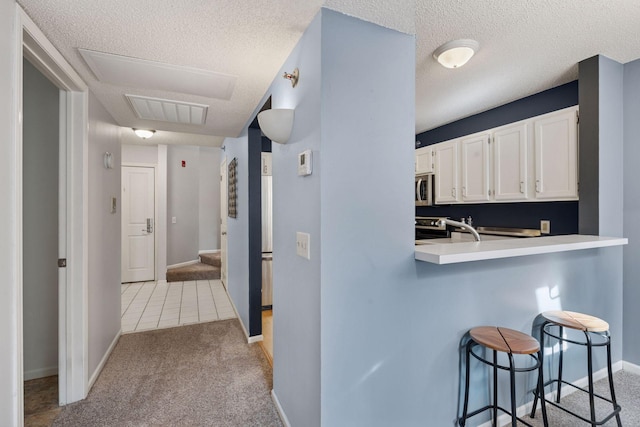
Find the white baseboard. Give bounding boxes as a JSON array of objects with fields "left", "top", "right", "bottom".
[
  {"left": 249, "top": 334, "right": 264, "bottom": 344},
  {"left": 623, "top": 360, "right": 640, "bottom": 375},
  {"left": 199, "top": 249, "right": 220, "bottom": 255},
  {"left": 88, "top": 330, "right": 121, "bottom": 392},
  {"left": 24, "top": 366, "right": 58, "bottom": 381},
  {"left": 477, "top": 361, "right": 624, "bottom": 427},
  {"left": 272, "top": 389, "right": 292, "bottom": 427},
  {"left": 225, "top": 286, "right": 262, "bottom": 344},
  {"left": 167, "top": 259, "right": 199, "bottom": 269}
]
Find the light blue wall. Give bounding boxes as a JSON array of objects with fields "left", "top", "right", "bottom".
[
  {"left": 222, "top": 134, "right": 251, "bottom": 334},
  {"left": 229, "top": 9, "right": 626, "bottom": 426},
  {"left": 318, "top": 10, "right": 418, "bottom": 426},
  {"left": 623, "top": 58, "right": 640, "bottom": 364},
  {"left": 270, "top": 13, "right": 323, "bottom": 427}
]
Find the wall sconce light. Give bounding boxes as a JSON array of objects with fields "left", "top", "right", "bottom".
[
  {"left": 103, "top": 152, "right": 114, "bottom": 169},
  {"left": 257, "top": 109, "right": 295, "bottom": 144},
  {"left": 433, "top": 39, "right": 479, "bottom": 69},
  {"left": 282, "top": 68, "right": 299, "bottom": 87},
  {"left": 133, "top": 128, "right": 156, "bottom": 139}
]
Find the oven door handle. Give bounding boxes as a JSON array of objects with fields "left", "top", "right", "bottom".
[{"left": 416, "top": 178, "right": 423, "bottom": 202}]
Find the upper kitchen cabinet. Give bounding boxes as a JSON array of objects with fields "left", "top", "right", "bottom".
[
  {"left": 261, "top": 152, "right": 272, "bottom": 176},
  {"left": 534, "top": 108, "right": 578, "bottom": 200},
  {"left": 493, "top": 123, "right": 528, "bottom": 201},
  {"left": 460, "top": 133, "right": 491, "bottom": 202},
  {"left": 434, "top": 140, "right": 459, "bottom": 203},
  {"left": 415, "top": 146, "right": 434, "bottom": 175}
]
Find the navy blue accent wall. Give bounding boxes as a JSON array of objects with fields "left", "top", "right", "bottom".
[
  {"left": 262, "top": 136, "right": 272, "bottom": 153},
  {"left": 416, "top": 80, "right": 579, "bottom": 147},
  {"left": 416, "top": 202, "right": 578, "bottom": 235},
  {"left": 415, "top": 81, "right": 579, "bottom": 234},
  {"left": 248, "top": 127, "right": 263, "bottom": 336}
]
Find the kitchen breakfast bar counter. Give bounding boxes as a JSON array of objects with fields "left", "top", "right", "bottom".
[{"left": 415, "top": 234, "right": 628, "bottom": 264}]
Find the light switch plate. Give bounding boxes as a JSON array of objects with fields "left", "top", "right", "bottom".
[
  {"left": 296, "top": 232, "right": 310, "bottom": 259},
  {"left": 110, "top": 196, "right": 117, "bottom": 214},
  {"left": 172, "top": 217, "right": 177, "bottom": 224}
]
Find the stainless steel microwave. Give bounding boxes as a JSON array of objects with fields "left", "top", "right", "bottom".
[{"left": 415, "top": 174, "right": 433, "bottom": 206}]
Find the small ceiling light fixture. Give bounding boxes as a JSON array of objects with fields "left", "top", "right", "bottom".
[
  {"left": 282, "top": 68, "right": 299, "bottom": 87},
  {"left": 133, "top": 129, "right": 156, "bottom": 139},
  {"left": 433, "top": 39, "right": 479, "bottom": 69}
]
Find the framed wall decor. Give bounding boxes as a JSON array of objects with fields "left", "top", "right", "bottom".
[{"left": 228, "top": 158, "right": 238, "bottom": 218}]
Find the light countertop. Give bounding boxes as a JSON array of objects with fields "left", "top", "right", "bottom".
[{"left": 415, "top": 234, "right": 628, "bottom": 265}]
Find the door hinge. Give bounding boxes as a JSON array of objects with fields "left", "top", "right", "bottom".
[{"left": 58, "top": 258, "right": 67, "bottom": 268}]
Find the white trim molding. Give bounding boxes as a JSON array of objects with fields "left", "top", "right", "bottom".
[
  {"left": 623, "top": 360, "right": 640, "bottom": 375},
  {"left": 166, "top": 259, "right": 199, "bottom": 269},
  {"left": 199, "top": 249, "right": 221, "bottom": 255},
  {"left": 271, "top": 390, "right": 292, "bottom": 427},
  {"left": 16, "top": 5, "right": 90, "bottom": 411}
]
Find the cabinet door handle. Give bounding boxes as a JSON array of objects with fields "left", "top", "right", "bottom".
[
  {"left": 535, "top": 179, "right": 541, "bottom": 193},
  {"left": 520, "top": 181, "right": 524, "bottom": 193},
  {"left": 416, "top": 179, "right": 422, "bottom": 201},
  {"left": 462, "top": 186, "right": 466, "bottom": 197},
  {"left": 451, "top": 188, "right": 456, "bottom": 198}
]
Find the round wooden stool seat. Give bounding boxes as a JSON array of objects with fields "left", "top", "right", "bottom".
[
  {"left": 541, "top": 310, "right": 609, "bottom": 333},
  {"left": 470, "top": 326, "right": 540, "bottom": 355}
]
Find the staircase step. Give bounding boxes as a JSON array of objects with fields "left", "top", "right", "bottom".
[
  {"left": 199, "top": 252, "right": 222, "bottom": 267},
  {"left": 166, "top": 262, "right": 220, "bottom": 282}
]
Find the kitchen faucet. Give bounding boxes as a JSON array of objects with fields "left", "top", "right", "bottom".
[{"left": 437, "top": 218, "right": 481, "bottom": 242}]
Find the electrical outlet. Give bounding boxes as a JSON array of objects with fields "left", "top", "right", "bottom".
[{"left": 540, "top": 220, "right": 550, "bottom": 234}]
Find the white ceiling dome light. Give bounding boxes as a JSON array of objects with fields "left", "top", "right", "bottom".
[
  {"left": 433, "top": 39, "right": 479, "bottom": 69},
  {"left": 133, "top": 129, "right": 156, "bottom": 139}
]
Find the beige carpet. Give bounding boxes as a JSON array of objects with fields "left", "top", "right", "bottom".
[{"left": 53, "top": 320, "right": 282, "bottom": 427}]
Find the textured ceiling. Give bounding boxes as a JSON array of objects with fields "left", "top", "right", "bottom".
[{"left": 17, "top": 0, "right": 640, "bottom": 146}]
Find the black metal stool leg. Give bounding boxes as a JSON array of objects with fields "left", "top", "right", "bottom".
[
  {"left": 585, "top": 332, "right": 597, "bottom": 426},
  {"left": 460, "top": 341, "right": 473, "bottom": 426},
  {"left": 605, "top": 333, "right": 623, "bottom": 427},
  {"left": 508, "top": 353, "right": 517, "bottom": 427},
  {"left": 530, "top": 321, "right": 548, "bottom": 417},
  {"left": 537, "top": 350, "right": 549, "bottom": 427},
  {"left": 492, "top": 349, "right": 498, "bottom": 427},
  {"left": 556, "top": 325, "right": 564, "bottom": 403}
]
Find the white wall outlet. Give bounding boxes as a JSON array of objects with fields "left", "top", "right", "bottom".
[
  {"left": 540, "top": 220, "right": 550, "bottom": 234},
  {"left": 296, "top": 232, "right": 310, "bottom": 260},
  {"left": 172, "top": 216, "right": 177, "bottom": 224}
]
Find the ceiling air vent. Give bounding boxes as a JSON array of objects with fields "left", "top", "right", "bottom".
[{"left": 126, "top": 94, "right": 208, "bottom": 125}]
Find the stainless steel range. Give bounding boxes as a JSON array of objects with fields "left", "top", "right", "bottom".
[{"left": 415, "top": 216, "right": 450, "bottom": 240}]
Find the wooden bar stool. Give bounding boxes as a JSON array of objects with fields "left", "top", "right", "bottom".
[
  {"left": 459, "top": 326, "right": 548, "bottom": 427},
  {"left": 530, "top": 310, "right": 622, "bottom": 426}
]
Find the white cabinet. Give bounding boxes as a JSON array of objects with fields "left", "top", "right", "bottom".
[
  {"left": 460, "top": 133, "right": 491, "bottom": 202},
  {"left": 261, "top": 152, "right": 272, "bottom": 176},
  {"left": 428, "top": 106, "right": 578, "bottom": 205},
  {"left": 493, "top": 123, "right": 528, "bottom": 201},
  {"left": 415, "top": 146, "right": 433, "bottom": 175},
  {"left": 534, "top": 109, "right": 578, "bottom": 199},
  {"left": 434, "top": 140, "right": 459, "bottom": 203}
]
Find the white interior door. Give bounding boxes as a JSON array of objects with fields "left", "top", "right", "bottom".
[
  {"left": 220, "top": 159, "right": 228, "bottom": 287},
  {"left": 121, "top": 166, "right": 155, "bottom": 283}
]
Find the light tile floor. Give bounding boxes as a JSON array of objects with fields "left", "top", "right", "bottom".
[{"left": 121, "top": 280, "right": 236, "bottom": 334}]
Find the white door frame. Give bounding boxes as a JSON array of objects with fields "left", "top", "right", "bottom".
[
  {"left": 15, "top": 5, "right": 89, "bottom": 419},
  {"left": 121, "top": 162, "right": 157, "bottom": 283}
]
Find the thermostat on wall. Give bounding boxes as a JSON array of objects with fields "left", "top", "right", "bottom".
[{"left": 298, "top": 149, "right": 312, "bottom": 176}]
